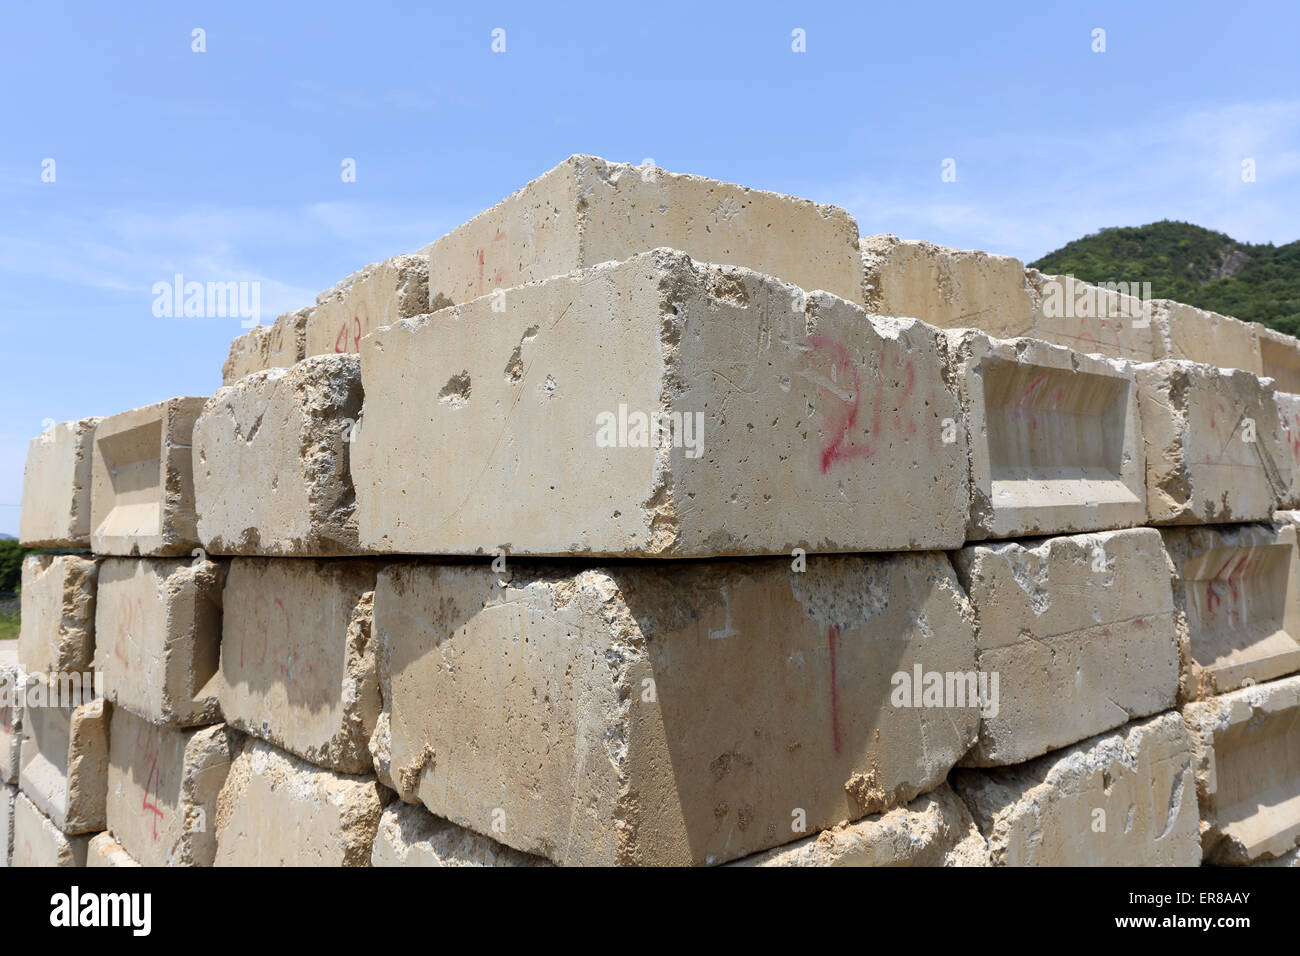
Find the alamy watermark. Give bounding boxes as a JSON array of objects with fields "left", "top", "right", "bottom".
[
  {"left": 1, "top": 668, "right": 103, "bottom": 710},
  {"left": 595, "top": 404, "right": 705, "bottom": 459},
  {"left": 151, "top": 274, "right": 261, "bottom": 327},
  {"left": 890, "top": 663, "right": 999, "bottom": 718},
  {"left": 1039, "top": 274, "right": 1152, "bottom": 327}
]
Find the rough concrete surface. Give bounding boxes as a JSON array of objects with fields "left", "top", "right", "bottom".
[
  {"left": 1025, "top": 271, "right": 1158, "bottom": 362},
  {"left": 306, "top": 254, "right": 428, "bottom": 358},
  {"left": 10, "top": 791, "right": 89, "bottom": 867},
  {"left": 355, "top": 249, "right": 968, "bottom": 556},
  {"left": 1276, "top": 390, "right": 1300, "bottom": 508},
  {"left": 221, "top": 307, "right": 312, "bottom": 385},
  {"left": 18, "top": 553, "right": 99, "bottom": 676},
  {"left": 0, "top": 783, "right": 12, "bottom": 866},
  {"left": 372, "top": 801, "right": 552, "bottom": 867},
  {"left": 1258, "top": 324, "right": 1300, "bottom": 394},
  {"left": 18, "top": 697, "right": 109, "bottom": 834},
  {"left": 19, "top": 416, "right": 101, "bottom": 548},
  {"left": 371, "top": 553, "right": 979, "bottom": 866},
  {"left": 87, "top": 830, "right": 141, "bottom": 867},
  {"left": 1152, "top": 300, "right": 1262, "bottom": 375}
]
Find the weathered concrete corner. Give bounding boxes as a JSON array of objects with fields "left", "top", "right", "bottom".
[
  {"left": 10, "top": 792, "right": 89, "bottom": 867},
  {"left": 87, "top": 830, "right": 141, "bottom": 867},
  {"left": 306, "top": 254, "right": 428, "bottom": 358},
  {"left": 1152, "top": 300, "right": 1262, "bottom": 375},
  {"left": 19, "top": 417, "right": 101, "bottom": 548},
  {"left": 19, "top": 553, "right": 99, "bottom": 676},
  {"left": 18, "top": 697, "right": 109, "bottom": 834},
  {"left": 372, "top": 801, "right": 552, "bottom": 867}
]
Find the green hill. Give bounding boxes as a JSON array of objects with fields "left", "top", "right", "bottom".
[{"left": 1029, "top": 221, "right": 1300, "bottom": 337}]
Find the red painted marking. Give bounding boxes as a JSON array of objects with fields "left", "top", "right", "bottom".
[
  {"left": 827, "top": 625, "right": 842, "bottom": 757},
  {"left": 808, "top": 335, "right": 874, "bottom": 473}
]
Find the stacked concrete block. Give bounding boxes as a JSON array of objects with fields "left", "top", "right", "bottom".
[
  {"left": 11, "top": 791, "right": 89, "bottom": 867},
  {"left": 424, "top": 154, "right": 866, "bottom": 310},
  {"left": 0, "top": 647, "right": 23, "bottom": 786},
  {"left": 1162, "top": 522, "right": 1300, "bottom": 701},
  {"left": 952, "top": 712, "right": 1201, "bottom": 866},
  {"left": 353, "top": 250, "right": 968, "bottom": 556},
  {"left": 954, "top": 528, "right": 1180, "bottom": 765},
  {"left": 1182, "top": 675, "right": 1300, "bottom": 864},
  {"left": 18, "top": 553, "right": 98, "bottom": 676},
  {"left": 0, "top": 784, "right": 12, "bottom": 866},
  {"left": 946, "top": 330, "right": 1147, "bottom": 540},
  {"left": 1257, "top": 323, "right": 1300, "bottom": 394},
  {"left": 1275, "top": 390, "right": 1300, "bottom": 508},
  {"left": 306, "top": 254, "right": 428, "bottom": 357},
  {"left": 194, "top": 356, "right": 363, "bottom": 556},
  {"left": 87, "top": 830, "right": 141, "bottom": 867},
  {"left": 19, "top": 416, "right": 101, "bottom": 547},
  {"left": 1135, "top": 361, "right": 1289, "bottom": 524},
  {"left": 18, "top": 698, "right": 109, "bottom": 834},
  {"left": 372, "top": 801, "right": 552, "bottom": 867},
  {"left": 1151, "top": 300, "right": 1262, "bottom": 375},
  {"left": 371, "top": 554, "right": 980, "bottom": 866},
  {"left": 90, "top": 396, "right": 207, "bottom": 556},
  {"left": 1025, "top": 271, "right": 1158, "bottom": 362},
  {"left": 222, "top": 306, "right": 312, "bottom": 385},
  {"left": 105, "top": 706, "right": 235, "bottom": 867}
]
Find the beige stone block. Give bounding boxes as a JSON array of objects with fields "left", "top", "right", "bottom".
[
  {"left": 194, "top": 356, "right": 362, "bottom": 556},
  {"left": 953, "top": 712, "right": 1201, "bottom": 866},
  {"left": 94, "top": 557, "right": 225, "bottom": 727},
  {"left": 106, "top": 706, "right": 234, "bottom": 867},
  {"left": 1153, "top": 300, "right": 1262, "bottom": 374},
  {"left": 306, "top": 255, "right": 428, "bottom": 358},
  {"left": 11, "top": 791, "right": 89, "bottom": 867},
  {"left": 355, "top": 250, "right": 968, "bottom": 557},
  {"left": 1162, "top": 523, "right": 1300, "bottom": 701},
  {"left": 1135, "top": 361, "right": 1289, "bottom": 524},
  {"left": 0, "top": 783, "right": 12, "bottom": 866},
  {"left": 19, "top": 698, "right": 108, "bottom": 834},
  {"left": 947, "top": 330, "right": 1146, "bottom": 539},
  {"left": 1257, "top": 324, "right": 1300, "bottom": 394},
  {"left": 214, "top": 738, "right": 385, "bottom": 866},
  {"left": 18, "top": 554, "right": 98, "bottom": 676},
  {"left": 425, "top": 155, "right": 864, "bottom": 310},
  {"left": 954, "top": 528, "right": 1179, "bottom": 765},
  {"left": 372, "top": 801, "right": 552, "bottom": 867},
  {"left": 19, "top": 417, "right": 100, "bottom": 548},
  {"left": 1025, "top": 271, "right": 1158, "bottom": 362},
  {"left": 217, "top": 557, "right": 380, "bottom": 773},
  {"left": 220, "top": 307, "right": 312, "bottom": 386},
  {"left": 0, "top": 646, "right": 24, "bottom": 785},
  {"left": 1183, "top": 674, "right": 1300, "bottom": 864},
  {"left": 731, "top": 784, "right": 988, "bottom": 867},
  {"left": 371, "top": 553, "right": 979, "bottom": 866},
  {"left": 1276, "top": 390, "right": 1300, "bottom": 508},
  {"left": 87, "top": 830, "right": 140, "bottom": 867},
  {"left": 90, "top": 397, "right": 206, "bottom": 556}
]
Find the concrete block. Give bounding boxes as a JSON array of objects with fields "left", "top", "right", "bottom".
[
  {"left": 1161, "top": 523, "right": 1300, "bottom": 701},
  {"left": 1135, "top": 361, "right": 1289, "bottom": 524},
  {"left": 195, "top": 356, "right": 362, "bottom": 556},
  {"left": 220, "top": 307, "right": 311, "bottom": 386},
  {"left": 91, "top": 396, "right": 207, "bottom": 556},
  {"left": 214, "top": 738, "right": 385, "bottom": 866},
  {"left": 19, "top": 417, "right": 100, "bottom": 548},
  {"left": 19, "top": 554, "right": 99, "bottom": 676},
  {"left": 954, "top": 528, "right": 1180, "bottom": 765},
  {"left": 1251, "top": 846, "right": 1300, "bottom": 867},
  {"left": 372, "top": 801, "right": 551, "bottom": 867},
  {"left": 953, "top": 712, "right": 1201, "bottom": 866},
  {"left": 425, "top": 154, "right": 864, "bottom": 310},
  {"left": 11, "top": 792, "right": 89, "bottom": 867},
  {"left": 18, "top": 697, "right": 109, "bottom": 834},
  {"left": 218, "top": 557, "right": 381, "bottom": 773},
  {"left": 859, "top": 235, "right": 1033, "bottom": 335},
  {"left": 731, "top": 784, "right": 988, "bottom": 867},
  {"left": 371, "top": 553, "right": 979, "bottom": 866},
  {"left": 1025, "top": 271, "right": 1157, "bottom": 362},
  {"left": 355, "top": 249, "right": 968, "bottom": 557},
  {"left": 1256, "top": 324, "right": 1300, "bottom": 394},
  {"left": 306, "top": 255, "right": 428, "bottom": 358},
  {"left": 1276, "top": 390, "right": 1300, "bottom": 508},
  {"left": 94, "top": 557, "right": 225, "bottom": 727},
  {"left": 87, "top": 830, "right": 140, "bottom": 867},
  {"left": 106, "top": 706, "right": 235, "bottom": 867},
  {"left": 0, "top": 784, "right": 12, "bottom": 866},
  {"left": 947, "top": 330, "right": 1146, "bottom": 540},
  {"left": 0, "top": 646, "right": 24, "bottom": 785},
  {"left": 1152, "top": 300, "right": 1262, "bottom": 374},
  {"left": 1182, "top": 674, "right": 1300, "bottom": 864}
]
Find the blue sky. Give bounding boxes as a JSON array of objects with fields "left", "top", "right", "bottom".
[{"left": 1, "top": 0, "right": 1297, "bottom": 534}]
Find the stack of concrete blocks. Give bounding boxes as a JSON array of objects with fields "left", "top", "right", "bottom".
[{"left": 14, "top": 154, "right": 1300, "bottom": 866}]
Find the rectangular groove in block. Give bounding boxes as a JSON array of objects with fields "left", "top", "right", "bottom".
[{"left": 94, "top": 419, "right": 163, "bottom": 541}]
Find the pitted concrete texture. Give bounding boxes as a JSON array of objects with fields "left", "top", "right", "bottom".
[
  {"left": 94, "top": 558, "right": 225, "bottom": 727},
  {"left": 214, "top": 738, "right": 385, "bottom": 866},
  {"left": 1276, "top": 390, "right": 1300, "bottom": 508},
  {"left": 195, "top": 356, "right": 363, "bottom": 556},
  {"left": 371, "top": 553, "right": 979, "bottom": 866},
  {"left": 1161, "top": 523, "right": 1300, "bottom": 701},
  {"left": 1135, "top": 361, "right": 1289, "bottom": 524},
  {"left": 19, "top": 698, "right": 109, "bottom": 834},
  {"left": 424, "top": 154, "right": 864, "bottom": 310},
  {"left": 218, "top": 557, "right": 381, "bottom": 773},
  {"left": 354, "top": 250, "right": 968, "bottom": 556},
  {"left": 372, "top": 801, "right": 552, "bottom": 867},
  {"left": 11, "top": 791, "right": 89, "bottom": 867},
  {"left": 860, "top": 235, "right": 1033, "bottom": 336},
  {"left": 19, "top": 553, "right": 99, "bottom": 676},
  {"left": 87, "top": 830, "right": 141, "bottom": 867},
  {"left": 946, "top": 330, "right": 1146, "bottom": 540},
  {"left": 1152, "top": 300, "right": 1262, "bottom": 374},
  {"left": 954, "top": 528, "right": 1180, "bottom": 766},
  {"left": 0, "top": 784, "right": 12, "bottom": 866},
  {"left": 106, "top": 707, "right": 235, "bottom": 867},
  {"left": 731, "top": 784, "right": 989, "bottom": 867},
  {"left": 306, "top": 254, "right": 428, "bottom": 358},
  {"left": 19, "top": 416, "right": 100, "bottom": 548},
  {"left": 1182, "top": 674, "right": 1300, "bottom": 864},
  {"left": 1025, "top": 271, "right": 1158, "bottom": 362},
  {"left": 953, "top": 712, "right": 1201, "bottom": 866},
  {"left": 0, "top": 648, "right": 21, "bottom": 786},
  {"left": 1257, "top": 324, "right": 1300, "bottom": 394},
  {"left": 1251, "top": 846, "right": 1300, "bottom": 867},
  {"left": 90, "top": 396, "right": 207, "bottom": 556},
  {"left": 221, "top": 307, "right": 312, "bottom": 385}
]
